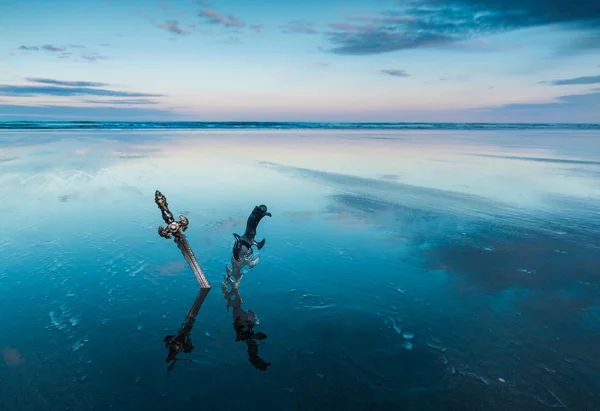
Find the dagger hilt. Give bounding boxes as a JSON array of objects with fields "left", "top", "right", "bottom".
[{"left": 155, "top": 190, "right": 189, "bottom": 239}]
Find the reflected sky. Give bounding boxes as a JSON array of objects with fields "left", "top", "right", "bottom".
[{"left": 0, "top": 128, "right": 599, "bottom": 410}]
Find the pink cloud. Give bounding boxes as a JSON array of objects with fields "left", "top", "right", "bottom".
[
  {"left": 353, "top": 15, "right": 415, "bottom": 23},
  {"left": 328, "top": 22, "right": 374, "bottom": 31},
  {"left": 199, "top": 8, "right": 245, "bottom": 27},
  {"left": 200, "top": 8, "right": 219, "bottom": 18},
  {"left": 160, "top": 20, "right": 189, "bottom": 35}
]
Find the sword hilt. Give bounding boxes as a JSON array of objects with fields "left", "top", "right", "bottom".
[{"left": 155, "top": 190, "right": 189, "bottom": 239}]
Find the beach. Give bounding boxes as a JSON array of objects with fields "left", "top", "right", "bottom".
[{"left": 1, "top": 125, "right": 599, "bottom": 410}]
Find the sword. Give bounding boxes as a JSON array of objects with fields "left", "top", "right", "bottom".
[{"left": 154, "top": 190, "right": 211, "bottom": 289}]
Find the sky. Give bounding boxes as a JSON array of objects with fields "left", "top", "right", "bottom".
[{"left": 0, "top": 0, "right": 599, "bottom": 122}]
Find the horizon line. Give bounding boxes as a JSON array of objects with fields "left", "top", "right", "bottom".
[{"left": 1, "top": 120, "right": 600, "bottom": 125}]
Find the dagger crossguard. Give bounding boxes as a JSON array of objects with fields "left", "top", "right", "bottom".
[{"left": 155, "top": 190, "right": 189, "bottom": 239}]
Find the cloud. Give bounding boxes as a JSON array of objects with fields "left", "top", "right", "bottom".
[
  {"left": 144, "top": 10, "right": 190, "bottom": 36},
  {"left": 157, "top": 3, "right": 170, "bottom": 10},
  {"left": 160, "top": 20, "right": 189, "bottom": 35},
  {"left": 81, "top": 99, "right": 159, "bottom": 105},
  {"left": 326, "top": 30, "right": 452, "bottom": 55},
  {"left": 558, "top": 33, "right": 600, "bottom": 55},
  {"left": 250, "top": 23, "right": 264, "bottom": 33},
  {"left": 499, "top": 91, "right": 600, "bottom": 110},
  {"left": 80, "top": 53, "right": 108, "bottom": 62},
  {"left": 199, "top": 8, "right": 245, "bottom": 28},
  {"left": 17, "top": 44, "right": 107, "bottom": 62},
  {"left": 217, "top": 35, "right": 242, "bottom": 45},
  {"left": 547, "top": 75, "right": 600, "bottom": 85},
  {"left": 328, "top": 22, "right": 375, "bottom": 31},
  {"left": 0, "top": 85, "right": 163, "bottom": 98},
  {"left": 324, "top": 0, "right": 600, "bottom": 55},
  {"left": 0, "top": 104, "right": 174, "bottom": 120},
  {"left": 350, "top": 15, "right": 416, "bottom": 24},
  {"left": 279, "top": 20, "right": 317, "bottom": 34},
  {"left": 41, "top": 44, "right": 65, "bottom": 52},
  {"left": 25, "top": 78, "right": 109, "bottom": 87},
  {"left": 381, "top": 69, "right": 410, "bottom": 77},
  {"left": 481, "top": 91, "right": 600, "bottom": 122}
]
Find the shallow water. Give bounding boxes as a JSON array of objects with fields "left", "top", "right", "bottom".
[{"left": 1, "top": 128, "right": 599, "bottom": 410}]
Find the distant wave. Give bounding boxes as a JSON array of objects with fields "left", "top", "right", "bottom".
[
  {"left": 1, "top": 121, "right": 599, "bottom": 130},
  {"left": 470, "top": 154, "right": 600, "bottom": 165}
]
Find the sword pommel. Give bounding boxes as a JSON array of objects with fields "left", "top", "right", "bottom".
[{"left": 155, "top": 190, "right": 189, "bottom": 240}]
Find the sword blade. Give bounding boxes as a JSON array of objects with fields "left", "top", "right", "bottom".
[{"left": 174, "top": 233, "right": 211, "bottom": 289}]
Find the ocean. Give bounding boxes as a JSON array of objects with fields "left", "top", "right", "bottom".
[{"left": 1, "top": 123, "right": 599, "bottom": 410}]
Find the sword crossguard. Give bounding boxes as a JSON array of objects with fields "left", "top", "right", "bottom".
[{"left": 155, "top": 190, "right": 189, "bottom": 239}]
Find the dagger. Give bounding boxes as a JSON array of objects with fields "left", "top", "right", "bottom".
[{"left": 232, "top": 205, "right": 271, "bottom": 262}]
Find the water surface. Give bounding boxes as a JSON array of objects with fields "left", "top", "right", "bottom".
[{"left": 1, "top": 127, "right": 599, "bottom": 410}]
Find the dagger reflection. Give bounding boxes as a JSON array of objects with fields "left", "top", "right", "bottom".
[
  {"left": 163, "top": 287, "right": 211, "bottom": 372},
  {"left": 222, "top": 274, "right": 271, "bottom": 371},
  {"left": 222, "top": 205, "right": 272, "bottom": 371}
]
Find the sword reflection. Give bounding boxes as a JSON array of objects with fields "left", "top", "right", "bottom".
[{"left": 163, "top": 287, "right": 211, "bottom": 372}]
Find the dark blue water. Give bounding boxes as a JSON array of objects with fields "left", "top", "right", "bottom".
[{"left": 0, "top": 127, "right": 599, "bottom": 410}]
